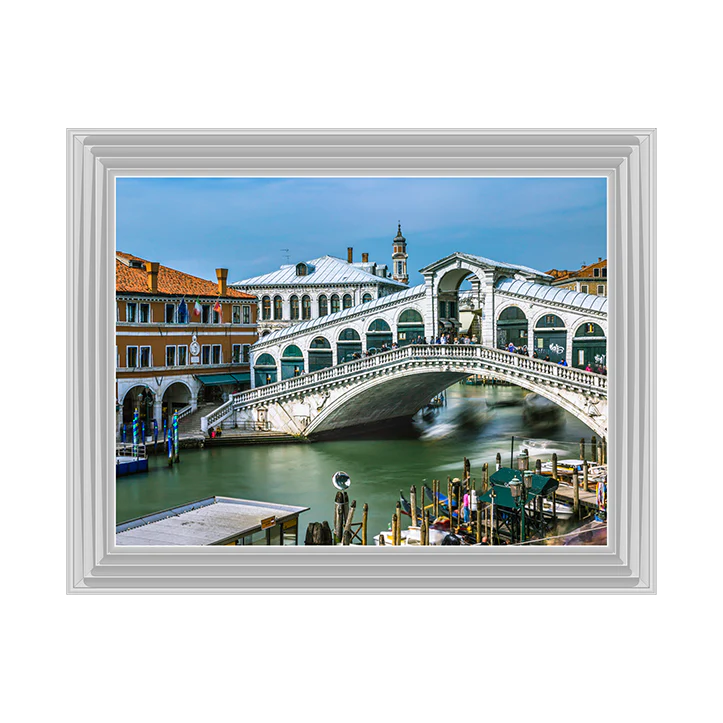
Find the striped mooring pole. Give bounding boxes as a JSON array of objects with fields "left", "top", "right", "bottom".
[
  {"left": 132, "top": 409, "right": 139, "bottom": 457},
  {"left": 153, "top": 419, "right": 158, "bottom": 453},
  {"left": 173, "top": 412, "right": 180, "bottom": 463}
]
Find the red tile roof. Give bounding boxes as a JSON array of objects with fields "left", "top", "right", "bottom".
[
  {"left": 546, "top": 259, "right": 607, "bottom": 283},
  {"left": 116, "top": 252, "right": 255, "bottom": 299}
]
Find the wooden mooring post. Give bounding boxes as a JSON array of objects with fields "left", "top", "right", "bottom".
[
  {"left": 463, "top": 456, "right": 471, "bottom": 481},
  {"left": 572, "top": 470, "right": 580, "bottom": 519},
  {"left": 342, "top": 500, "right": 357, "bottom": 545},
  {"left": 583, "top": 460, "right": 589, "bottom": 492},
  {"left": 482, "top": 462, "right": 489, "bottom": 492},
  {"left": 580, "top": 437, "right": 586, "bottom": 460},
  {"left": 552, "top": 453, "right": 558, "bottom": 480},
  {"left": 535, "top": 458, "right": 542, "bottom": 475},
  {"left": 591, "top": 435, "right": 598, "bottom": 464},
  {"left": 495, "top": 452, "right": 502, "bottom": 471},
  {"left": 410, "top": 485, "right": 418, "bottom": 527},
  {"left": 362, "top": 503, "right": 368, "bottom": 546}
]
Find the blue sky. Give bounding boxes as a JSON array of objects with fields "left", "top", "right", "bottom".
[{"left": 116, "top": 177, "right": 607, "bottom": 286}]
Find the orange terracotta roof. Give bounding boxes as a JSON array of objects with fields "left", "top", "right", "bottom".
[
  {"left": 116, "top": 252, "right": 255, "bottom": 299},
  {"left": 549, "top": 259, "right": 607, "bottom": 283}
]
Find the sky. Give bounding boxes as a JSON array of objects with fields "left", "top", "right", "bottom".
[{"left": 116, "top": 177, "right": 607, "bottom": 286}]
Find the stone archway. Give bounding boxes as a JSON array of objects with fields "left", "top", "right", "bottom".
[{"left": 161, "top": 381, "right": 193, "bottom": 427}]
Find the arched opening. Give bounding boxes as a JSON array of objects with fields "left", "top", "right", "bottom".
[
  {"left": 308, "top": 336, "right": 333, "bottom": 372},
  {"left": 162, "top": 381, "right": 192, "bottom": 427},
  {"left": 301, "top": 295, "right": 311, "bottom": 320},
  {"left": 121, "top": 385, "right": 155, "bottom": 438},
  {"left": 342, "top": 293, "right": 353, "bottom": 310},
  {"left": 436, "top": 267, "right": 479, "bottom": 337},
  {"left": 366, "top": 318, "right": 392, "bottom": 352},
  {"left": 397, "top": 308, "right": 425, "bottom": 346},
  {"left": 330, "top": 294, "right": 340, "bottom": 314},
  {"left": 254, "top": 353, "right": 277, "bottom": 387},
  {"left": 290, "top": 295, "right": 300, "bottom": 321},
  {"left": 261, "top": 329, "right": 271, "bottom": 337},
  {"left": 273, "top": 296, "right": 283, "bottom": 320},
  {"left": 295, "top": 262, "right": 308, "bottom": 276},
  {"left": 318, "top": 294, "right": 328, "bottom": 317},
  {"left": 362, "top": 292, "right": 373, "bottom": 304},
  {"left": 337, "top": 328, "right": 362, "bottom": 363},
  {"left": 534, "top": 314, "right": 567, "bottom": 363},
  {"left": 573, "top": 322, "right": 607, "bottom": 370},
  {"left": 261, "top": 296, "right": 271, "bottom": 321},
  {"left": 281, "top": 344, "right": 304, "bottom": 379},
  {"left": 497, "top": 306, "right": 528, "bottom": 350}
]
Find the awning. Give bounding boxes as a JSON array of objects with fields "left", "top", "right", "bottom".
[{"left": 195, "top": 373, "right": 250, "bottom": 386}]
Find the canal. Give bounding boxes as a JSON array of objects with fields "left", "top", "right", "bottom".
[{"left": 116, "top": 381, "right": 597, "bottom": 541}]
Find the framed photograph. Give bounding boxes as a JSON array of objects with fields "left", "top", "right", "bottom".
[{"left": 67, "top": 128, "right": 655, "bottom": 593}]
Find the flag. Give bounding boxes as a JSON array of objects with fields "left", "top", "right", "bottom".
[
  {"left": 213, "top": 300, "right": 222, "bottom": 321},
  {"left": 193, "top": 298, "right": 202, "bottom": 317},
  {"left": 178, "top": 297, "right": 188, "bottom": 322}
]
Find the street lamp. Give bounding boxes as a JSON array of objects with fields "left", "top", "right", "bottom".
[{"left": 509, "top": 473, "right": 533, "bottom": 543}]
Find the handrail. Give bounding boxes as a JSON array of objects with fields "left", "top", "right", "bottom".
[
  {"left": 175, "top": 404, "right": 194, "bottom": 420},
  {"left": 202, "top": 344, "right": 607, "bottom": 429}
]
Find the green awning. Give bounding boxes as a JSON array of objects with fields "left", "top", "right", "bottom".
[
  {"left": 479, "top": 468, "right": 559, "bottom": 509},
  {"left": 196, "top": 373, "right": 250, "bottom": 386}
]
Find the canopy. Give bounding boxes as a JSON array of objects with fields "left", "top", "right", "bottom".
[
  {"left": 195, "top": 373, "right": 250, "bottom": 386},
  {"left": 479, "top": 467, "right": 559, "bottom": 509}
]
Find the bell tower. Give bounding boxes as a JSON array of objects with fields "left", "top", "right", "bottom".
[{"left": 392, "top": 222, "right": 409, "bottom": 284}]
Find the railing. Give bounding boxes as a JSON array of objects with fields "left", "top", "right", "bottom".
[
  {"left": 202, "top": 344, "right": 607, "bottom": 429},
  {"left": 175, "top": 404, "right": 195, "bottom": 421},
  {"left": 116, "top": 442, "right": 147, "bottom": 459}
]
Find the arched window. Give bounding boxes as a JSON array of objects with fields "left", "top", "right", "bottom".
[
  {"left": 533, "top": 314, "right": 566, "bottom": 363},
  {"left": 366, "top": 318, "right": 392, "bottom": 352},
  {"left": 337, "top": 328, "right": 362, "bottom": 363},
  {"left": 281, "top": 345, "right": 304, "bottom": 380},
  {"left": 342, "top": 293, "right": 352, "bottom": 309},
  {"left": 368, "top": 319, "right": 391, "bottom": 332},
  {"left": 362, "top": 293, "right": 373, "bottom": 303},
  {"left": 309, "top": 336, "right": 333, "bottom": 372},
  {"left": 573, "top": 323, "right": 606, "bottom": 369},
  {"left": 290, "top": 295, "right": 300, "bottom": 320},
  {"left": 330, "top": 294, "right": 340, "bottom": 313},
  {"left": 397, "top": 309, "right": 424, "bottom": 346},
  {"left": 262, "top": 296, "right": 271, "bottom": 321},
  {"left": 497, "top": 305, "right": 528, "bottom": 350},
  {"left": 253, "top": 353, "right": 277, "bottom": 387},
  {"left": 301, "top": 295, "right": 311, "bottom": 320},
  {"left": 535, "top": 314, "right": 565, "bottom": 329},
  {"left": 296, "top": 263, "right": 308, "bottom": 276},
  {"left": 318, "top": 295, "right": 328, "bottom": 317},
  {"left": 273, "top": 296, "right": 283, "bottom": 320}
]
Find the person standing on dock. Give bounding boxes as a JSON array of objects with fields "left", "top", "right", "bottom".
[{"left": 462, "top": 489, "right": 471, "bottom": 523}]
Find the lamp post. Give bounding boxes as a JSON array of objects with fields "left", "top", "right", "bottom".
[{"left": 509, "top": 473, "right": 533, "bottom": 543}]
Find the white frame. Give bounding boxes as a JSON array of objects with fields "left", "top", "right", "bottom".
[{"left": 67, "top": 128, "right": 655, "bottom": 593}]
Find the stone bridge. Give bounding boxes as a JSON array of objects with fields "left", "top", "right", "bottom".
[{"left": 202, "top": 344, "right": 608, "bottom": 439}]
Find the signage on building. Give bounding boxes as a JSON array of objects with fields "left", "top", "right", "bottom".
[{"left": 260, "top": 516, "right": 276, "bottom": 530}]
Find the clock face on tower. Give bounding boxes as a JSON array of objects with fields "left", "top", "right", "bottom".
[{"left": 189, "top": 333, "right": 200, "bottom": 356}]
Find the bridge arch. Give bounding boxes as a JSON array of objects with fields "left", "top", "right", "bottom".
[
  {"left": 304, "top": 361, "right": 605, "bottom": 438},
  {"left": 395, "top": 307, "right": 425, "bottom": 346},
  {"left": 496, "top": 304, "right": 529, "bottom": 350},
  {"left": 533, "top": 312, "right": 567, "bottom": 363},
  {"left": 366, "top": 318, "right": 393, "bottom": 352}
]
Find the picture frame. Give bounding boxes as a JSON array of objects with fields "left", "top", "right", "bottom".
[{"left": 67, "top": 128, "right": 655, "bottom": 593}]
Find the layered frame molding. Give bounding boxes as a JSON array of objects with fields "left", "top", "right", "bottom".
[{"left": 67, "top": 129, "right": 656, "bottom": 593}]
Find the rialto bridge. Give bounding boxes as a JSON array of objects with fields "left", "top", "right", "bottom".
[{"left": 201, "top": 252, "right": 608, "bottom": 438}]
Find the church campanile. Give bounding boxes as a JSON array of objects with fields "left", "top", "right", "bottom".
[{"left": 392, "top": 222, "right": 409, "bottom": 284}]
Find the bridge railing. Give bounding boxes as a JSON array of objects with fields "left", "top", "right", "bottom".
[{"left": 203, "top": 344, "right": 607, "bottom": 429}]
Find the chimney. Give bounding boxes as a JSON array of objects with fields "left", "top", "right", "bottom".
[
  {"left": 598, "top": 257, "right": 602, "bottom": 263},
  {"left": 216, "top": 268, "right": 228, "bottom": 296},
  {"left": 362, "top": 252, "right": 369, "bottom": 263},
  {"left": 145, "top": 261, "right": 159, "bottom": 293},
  {"left": 347, "top": 247, "right": 353, "bottom": 263}
]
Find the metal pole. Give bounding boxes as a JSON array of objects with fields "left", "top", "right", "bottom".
[{"left": 510, "top": 436, "right": 514, "bottom": 468}]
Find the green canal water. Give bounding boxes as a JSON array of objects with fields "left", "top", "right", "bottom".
[{"left": 116, "top": 382, "right": 596, "bottom": 540}]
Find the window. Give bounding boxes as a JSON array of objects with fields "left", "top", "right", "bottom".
[
  {"left": 139, "top": 346, "right": 151, "bottom": 368},
  {"left": 330, "top": 294, "right": 340, "bottom": 313},
  {"left": 126, "top": 302, "right": 137, "bottom": 322},
  {"left": 296, "top": 263, "right": 308, "bottom": 276},
  {"left": 166, "top": 346, "right": 176, "bottom": 366},
  {"left": 165, "top": 303, "right": 175, "bottom": 323},
  {"left": 243, "top": 344, "right": 250, "bottom": 363},
  {"left": 201, "top": 304, "right": 211, "bottom": 323},
  {"left": 301, "top": 296, "right": 311, "bottom": 320},
  {"left": 242, "top": 305, "right": 250, "bottom": 324},
  {"left": 396, "top": 261, "right": 404, "bottom": 275},
  {"left": 290, "top": 295, "right": 299, "bottom": 320},
  {"left": 126, "top": 346, "right": 138, "bottom": 367},
  {"left": 212, "top": 345, "right": 221, "bottom": 365},
  {"left": 581, "top": 285, "right": 588, "bottom": 293},
  {"left": 178, "top": 345, "right": 188, "bottom": 366},
  {"left": 140, "top": 303, "right": 150, "bottom": 323},
  {"left": 232, "top": 305, "right": 241, "bottom": 324},
  {"left": 597, "top": 285, "right": 604, "bottom": 295},
  {"left": 202, "top": 345, "right": 211, "bottom": 365},
  {"left": 449, "top": 301, "right": 457, "bottom": 318},
  {"left": 262, "top": 296, "right": 271, "bottom": 320},
  {"left": 273, "top": 296, "right": 283, "bottom": 320},
  {"left": 213, "top": 305, "right": 222, "bottom": 324},
  {"left": 342, "top": 294, "right": 352, "bottom": 310},
  {"left": 318, "top": 295, "right": 328, "bottom": 317},
  {"left": 602, "top": 267, "right": 607, "bottom": 277},
  {"left": 439, "top": 301, "right": 447, "bottom": 318},
  {"left": 232, "top": 344, "right": 241, "bottom": 364},
  {"left": 594, "top": 268, "right": 600, "bottom": 277},
  {"left": 178, "top": 303, "right": 188, "bottom": 323},
  {"left": 362, "top": 293, "right": 372, "bottom": 303}
]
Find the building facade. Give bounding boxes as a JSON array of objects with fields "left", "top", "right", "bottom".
[
  {"left": 547, "top": 258, "right": 608, "bottom": 296},
  {"left": 231, "top": 246, "right": 407, "bottom": 338},
  {"left": 116, "top": 252, "right": 257, "bottom": 438}
]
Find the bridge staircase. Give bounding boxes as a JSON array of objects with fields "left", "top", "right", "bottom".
[{"left": 177, "top": 402, "right": 217, "bottom": 438}]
